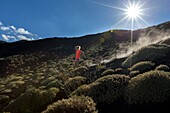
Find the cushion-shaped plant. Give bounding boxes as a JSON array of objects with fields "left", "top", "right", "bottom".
[
  {"left": 101, "top": 69, "right": 114, "bottom": 76},
  {"left": 2, "top": 88, "right": 59, "bottom": 113},
  {"left": 72, "top": 66, "right": 88, "bottom": 77},
  {"left": 42, "top": 96, "right": 98, "bottom": 113},
  {"left": 129, "top": 61, "right": 155, "bottom": 73},
  {"left": 155, "top": 64, "right": 169, "bottom": 71},
  {"left": 130, "top": 70, "right": 140, "bottom": 77},
  {"left": 63, "top": 76, "right": 87, "bottom": 93},
  {"left": 71, "top": 74, "right": 130, "bottom": 104},
  {"left": 46, "top": 80, "right": 62, "bottom": 89},
  {"left": 125, "top": 70, "right": 170, "bottom": 104}
]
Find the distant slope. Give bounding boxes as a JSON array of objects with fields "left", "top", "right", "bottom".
[
  {"left": 1, "top": 21, "right": 170, "bottom": 59},
  {"left": 0, "top": 29, "right": 142, "bottom": 58}
]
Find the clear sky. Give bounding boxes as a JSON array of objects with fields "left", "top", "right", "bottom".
[{"left": 0, "top": 0, "right": 170, "bottom": 42}]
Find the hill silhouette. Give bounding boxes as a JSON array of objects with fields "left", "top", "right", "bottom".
[{"left": 0, "top": 21, "right": 170, "bottom": 113}]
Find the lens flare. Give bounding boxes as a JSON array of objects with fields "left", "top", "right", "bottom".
[{"left": 126, "top": 5, "right": 141, "bottom": 19}]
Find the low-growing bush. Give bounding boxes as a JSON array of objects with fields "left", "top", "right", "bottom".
[
  {"left": 155, "top": 64, "right": 170, "bottom": 71},
  {"left": 129, "top": 61, "right": 155, "bottom": 73},
  {"left": 42, "top": 96, "right": 98, "bottom": 113},
  {"left": 41, "top": 77, "right": 56, "bottom": 86},
  {"left": 101, "top": 69, "right": 114, "bottom": 76},
  {"left": 47, "top": 68, "right": 58, "bottom": 75},
  {"left": 72, "top": 66, "right": 88, "bottom": 77},
  {"left": 8, "top": 76, "right": 24, "bottom": 82},
  {"left": 125, "top": 70, "right": 170, "bottom": 104},
  {"left": 130, "top": 70, "right": 140, "bottom": 77},
  {"left": 122, "top": 44, "right": 170, "bottom": 68},
  {"left": 46, "top": 80, "right": 62, "bottom": 89},
  {"left": 2, "top": 88, "right": 59, "bottom": 113},
  {"left": 0, "top": 85, "right": 5, "bottom": 89},
  {"left": 114, "top": 68, "right": 123, "bottom": 74},
  {"left": 10, "top": 80, "right": 25, "bottom": 86},
  {"left": 0, "top": 95, "right": 9, "bottom": 103},
  {"left": 63, "top": 76, "right": 87, "bottom": 93},
  {"left": 72, "top": 74, "right": 130, "bottom": 104},
  {"left": 0, "top": 89, "right": 12, "bottom": 94}
]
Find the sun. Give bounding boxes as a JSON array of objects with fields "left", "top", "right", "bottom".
[
  {"left": 126, "top": 5, "right": 141, "bottom": 19},
  {"left": 88, "top": 0, "right": 148, "bottom": 27},
  {"left": 123, "top": 0, "right": 146, "bottom": 23}
]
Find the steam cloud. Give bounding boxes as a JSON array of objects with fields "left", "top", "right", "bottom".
[{"left": 101, "top": 28, "right": 170, "bottom": 63}]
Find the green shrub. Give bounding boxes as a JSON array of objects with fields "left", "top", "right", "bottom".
[
  {"left": 72, "top": 66, "right": 88, "bottom": 76},
  {"left": 35, "top": 73, "right": 44, "bottom": 77},
  {"left": 46, "top": 80, "right": 62, "bottom": 89},
  {"left": 129, "top": 61, "right": 155, "bottom": 73},
  {"left": 72, "top": 74, "right": 130, "bottom": 104},
  {"left": 101, "top": 69, "right": 114, "bottom": 76},
  {"left": 10, "top": 80, "right": 25, "bottom": 86},
  {"left": 0, "top": 89, "right": 12, "bottom": 94},
  {"left": 2, "top": 89, "right": 59, "bottom": 113},
  {"left": 42, "top": 96, "right": 98, "bottom": 113},
  {"left": 8, "top": 76, "right": 24, "bottom": 82},
  {"left": 155, "top": 64, "right": 170, "bottom": 71},
  {"left": 41, "top": 77, "right": 56, "bottom": 86},
  {"left": 0, "top": 95, "right": 9, "bottom": 103},
  {"left": 0, "top": 85, "right": 5, "bottom": 89},
  {"left": 130, "top": 70, "right": 140, "bottom": 77},
  {"left": 122, "top": 44, "right": 170, "bottom": 68},
  {"left": 47, "top": 68, "right": 58, "bottom": 75},
  {"left": 63, "top": 76, "right": 87, "bottom": 93},
  {"left": 125, "top": 70, "right": 170, "bottom": 104},
  {"left": 67, "top": 68, "right": 74, "bottom": 72},
  {"left": 114, "top": 68, "right": 123, "bottom": 74}
]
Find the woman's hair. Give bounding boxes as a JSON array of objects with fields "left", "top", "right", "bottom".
[{"left": 75, "top": 45, "right": 81, "bottom": 50}]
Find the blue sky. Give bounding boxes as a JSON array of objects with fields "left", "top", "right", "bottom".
[{"left": 0, "top": 0, "right": 170, "bottom": 42}]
